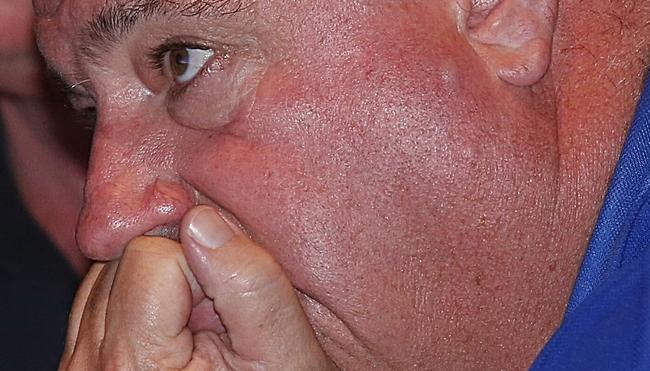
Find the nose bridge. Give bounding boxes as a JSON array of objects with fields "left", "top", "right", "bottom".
[{"left": 77, "top": 111, "right": 193, "bottom": 261}]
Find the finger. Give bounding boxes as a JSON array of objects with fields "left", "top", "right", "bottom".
[
  {"left": 184, "top": 331, "right": 228, "bottom": 370},
  {"left": 64, "top": 262, "right": 118, "bottom": 370},
  {"left": 59, "top": 263, "right": 105, "bottom": 370},
  {"left": 180, "top": 205, "right": 332, "bottom": 369},
  {"left": 99, "top": 237, "right": 208, "bottom": 370},
  {"left": 188, "top": 297, "right": 226, "bottom": 334}
]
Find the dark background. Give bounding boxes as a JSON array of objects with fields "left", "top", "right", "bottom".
[{"left": 0, "top": 116, "right": 77, "bottom": 371}]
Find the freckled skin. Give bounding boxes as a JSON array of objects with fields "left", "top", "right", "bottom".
[{"left": 34, "top": 0, "right": 650, "bottom": 369}]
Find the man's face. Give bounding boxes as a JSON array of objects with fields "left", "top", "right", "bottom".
[{"left": 37, "top": 0, "right": 565, "bottom": 367}]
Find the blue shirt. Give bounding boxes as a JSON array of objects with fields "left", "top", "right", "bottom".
[{"left": 532, "top": 79, "right": 650, "bottom": 369}]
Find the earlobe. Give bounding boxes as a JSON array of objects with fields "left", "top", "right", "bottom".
[{"left": 464, "top": 0, "right": 558, "bottom": 86}]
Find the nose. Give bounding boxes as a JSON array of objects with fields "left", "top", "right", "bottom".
[{"left": 76, "top": 114, "right": 194, "bottom": 261}]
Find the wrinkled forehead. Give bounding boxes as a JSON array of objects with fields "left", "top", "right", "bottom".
[
  {"left": 35, "top": 0, "right": 253, "bottom": 73},
  {"left": 34, "top": 0, "right": 252, "bottom": 18},
  {"left": 36, "top": 0, "right": 257, "bottom": 37},
  {"left": 35, "top": 0, "right": 459, "bottom": 82}
]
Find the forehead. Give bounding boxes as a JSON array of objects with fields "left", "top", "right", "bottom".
[
  {"left": 33, "top": 0, "right": 249, "bottom": 16},
  {"left": 35, "top": 0, "right": 362, "bottom": 68},
  {"left": 36, "top": 0, "right": 254, "bottom": 37},
  {"left": 35, "top": 0, "right": 424, "bottom": 44},
  {"left": 35, "top": 0, "right": 264, "bottom": 76}
]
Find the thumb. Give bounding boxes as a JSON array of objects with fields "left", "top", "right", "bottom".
[{"left": 180, "top": 205, "right": 333, "bottom": 370}]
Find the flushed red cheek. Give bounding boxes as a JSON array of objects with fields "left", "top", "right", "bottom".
[{"left": 175, "top": 130, "right": 324, "bottom": 278}]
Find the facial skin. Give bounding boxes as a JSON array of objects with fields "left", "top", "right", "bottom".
[{"left": 35, "top": 0, "right": 650, "bottom": 368}]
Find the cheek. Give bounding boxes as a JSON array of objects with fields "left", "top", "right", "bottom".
[
  {"left": 179, "top": 2, "right": 483, "bottom": 297},
  {"left": 178, "top": 24, "right": 477, "bottom": 310},
  {"left": 178, "top": 4, "right": 559, "bottom": 359}
]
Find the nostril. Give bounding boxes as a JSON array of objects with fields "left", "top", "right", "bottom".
[
  {"left": 76, "top": 178, "right": 194, "bottom": 261},
  {"left": 144, "top": 223, "right": 180, "bottom": 242}
]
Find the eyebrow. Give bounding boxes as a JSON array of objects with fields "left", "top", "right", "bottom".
[{"left": 80, "top": 0, "right": 248, "bottom": 63}]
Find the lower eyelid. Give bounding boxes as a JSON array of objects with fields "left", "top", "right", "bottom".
[
  {"left": 166, "top": 57, "right": 266, "bottom": 130},
  {"left": 167, "top": 52, "right": 231, "bottom": 98}
]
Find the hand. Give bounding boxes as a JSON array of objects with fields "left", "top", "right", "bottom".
[
  {"left": 0, "top": 0, "right": 43, "bottom": 97},
  {"left": 59, "top": 205, "right": 335, "bottom": 370},
  {"left": 0, "top": 0, "right": 90, "bottom": 273}
]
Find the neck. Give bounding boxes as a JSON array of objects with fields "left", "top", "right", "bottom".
[{"left": 548, "top": 0, "right": 650, "bottom": 276}]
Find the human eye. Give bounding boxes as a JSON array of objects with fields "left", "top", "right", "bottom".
[
  {"left": 148, "top": 41, "right": 216, "bottom": 87},
  {"left": 139, "top": 36, "right": 266, "bottom": 129}
]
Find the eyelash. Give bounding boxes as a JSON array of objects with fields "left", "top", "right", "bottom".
[{"left": 146, "top": 40, "right": 213, "bottom": 97}]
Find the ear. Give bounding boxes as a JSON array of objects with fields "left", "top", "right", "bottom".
[{"left": 463, "top": 0, "right": 558, "bottom": 86}]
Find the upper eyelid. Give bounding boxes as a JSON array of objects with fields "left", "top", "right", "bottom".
[
  {"left": 145, "top": 41, "right": 222, "bottom": 99},
  {"left": 79, "top": 0, "right": 252, "bottom": 65},
  {"left": 146, "top": 40, "right": 214, "bottom": 71}
]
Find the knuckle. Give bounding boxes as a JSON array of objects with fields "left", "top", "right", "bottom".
[
  {"left": 98, "top": 342, "right": 140, "bottom": 371},
  {"left": 224, "top": 240, "right": 287, "bottom": 297}
]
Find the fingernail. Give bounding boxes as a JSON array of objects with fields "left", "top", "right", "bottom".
[{"left": 187, "top": 207, "right": 234, "bottom": 249}]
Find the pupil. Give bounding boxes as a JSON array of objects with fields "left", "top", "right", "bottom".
[{"left": 171, "top": 49, "right": 189, "bottom": 76}]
